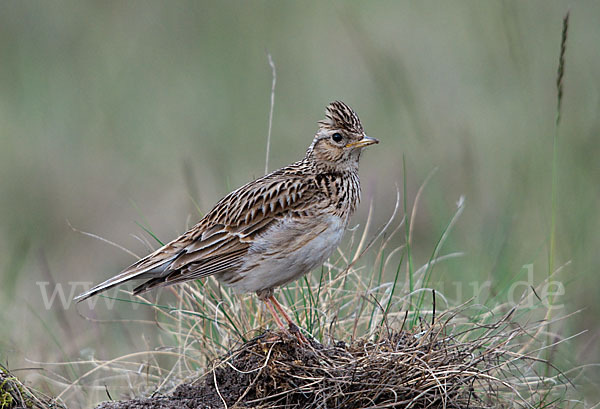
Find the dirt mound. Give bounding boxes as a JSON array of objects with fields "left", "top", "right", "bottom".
[{"left": 96, "top": 326, "right": 517, "bottom": 409}]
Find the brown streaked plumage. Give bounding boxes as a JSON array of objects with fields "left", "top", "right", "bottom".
[{"left": 75, "top": 101, "right": 378, "bottom": 335}]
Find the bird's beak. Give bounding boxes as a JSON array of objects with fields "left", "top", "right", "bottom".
[{"left": 345, "top": 135, "right": 379, "bottom": 149}]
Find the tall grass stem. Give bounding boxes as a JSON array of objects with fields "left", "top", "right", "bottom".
[
  {"left": 264, "top": 53, "right": 276, "bottom": 174},
  {"left": 549, "top": 11, "right": 569, "bottom": 280}
]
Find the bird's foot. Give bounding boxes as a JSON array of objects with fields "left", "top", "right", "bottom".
[{"left": 288, "top": 322, "right": 309, "bottom": 345}]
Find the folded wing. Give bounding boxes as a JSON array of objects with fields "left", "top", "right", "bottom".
[{"left": 74, "top": 165, "right": 318, "bottom": 302}]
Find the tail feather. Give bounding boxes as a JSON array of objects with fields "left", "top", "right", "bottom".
[
  {"left": 74, "top": 269, "right": 145, "bottom": 302},
  {"left": 74, "top": 255, "right": 176, "bottom": 302},
  {"left": 132, "top": 276, "right": 166, "bottom": 296}
]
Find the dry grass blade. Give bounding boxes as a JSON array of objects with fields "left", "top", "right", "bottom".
[
  {"left": 94, "top": 303, "right": 572, "bottom": 409},
  {"left": 264, "top": 52, "right": 276, "bottom": 174}
]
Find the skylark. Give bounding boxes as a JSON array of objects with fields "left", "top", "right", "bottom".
[{"left": 75, "top": 101, "right": 378, "bottom": 335}]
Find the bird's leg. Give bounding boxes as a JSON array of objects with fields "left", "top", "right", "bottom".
[
  {"left": 268, "top": 295, "right": 309, "bottom": 344},
  {"left": 263, "top": 298, "right": 287, "bottom": 331},
  {"left": 267, "top": 295, "right": 294, "bottom": 326}
]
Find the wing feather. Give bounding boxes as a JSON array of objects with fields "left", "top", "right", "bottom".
[{"left": 75, "top": 160, "right": 322, "bottom": 302}]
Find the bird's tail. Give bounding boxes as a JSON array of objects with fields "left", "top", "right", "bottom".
[{"left": 73, "top": 254, "right": 176, "bottom": 302}]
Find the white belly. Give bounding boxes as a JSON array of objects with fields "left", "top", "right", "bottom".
[{"left": 229, "top": 215, "right": 345, "bottom": 294}]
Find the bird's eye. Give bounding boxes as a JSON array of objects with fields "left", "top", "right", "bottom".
[{"left": 331, "top": 133, "right": 343, "bottom": 143}]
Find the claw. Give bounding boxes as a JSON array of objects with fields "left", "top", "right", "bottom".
[{"left": 288, "top": 322, "right": 309, "bottom": 345}]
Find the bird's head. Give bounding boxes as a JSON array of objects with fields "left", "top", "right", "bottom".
[{"left": 307, "top": 101, "right": 378, "bottom": 171}]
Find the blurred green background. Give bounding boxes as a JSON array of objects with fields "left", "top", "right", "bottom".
[{"left": 0, "top": 0, "right": 598, "bottom": 406}]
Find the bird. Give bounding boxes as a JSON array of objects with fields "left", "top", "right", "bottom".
[{"left": 74, "top": 101, "right": 378, "bottom": 338}]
